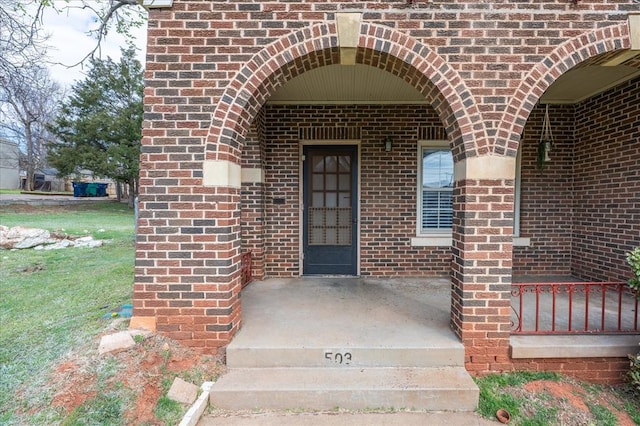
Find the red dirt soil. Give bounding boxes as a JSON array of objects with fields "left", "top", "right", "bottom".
[
  {"left": 523, "top": 380, "right": 636, "bottom": 426},
  {"left": 45, "top": 334, "right": 223, "bottom": 424}
]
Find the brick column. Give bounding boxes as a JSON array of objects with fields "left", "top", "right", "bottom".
[
  {"left": 450, "top": 155, "right": 516, "bottom": 375},
  {"left": 133, "top": 149, "right": 243, "bottom": 356}
]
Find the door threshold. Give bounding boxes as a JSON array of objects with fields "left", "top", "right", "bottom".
[{"left": 302, "top": 275, "right": 360, "bottom": 278}]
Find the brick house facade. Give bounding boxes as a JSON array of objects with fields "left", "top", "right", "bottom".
[{"left": 135, "top": 0, "right": 640, "bottom": 381}]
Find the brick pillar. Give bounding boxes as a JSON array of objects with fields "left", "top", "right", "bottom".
[
  {"left": 133, "top": 149, "right": 243, "bottom": 356},
  {"left": 450, "top": 155, "right": 516, "bottom": 375}
]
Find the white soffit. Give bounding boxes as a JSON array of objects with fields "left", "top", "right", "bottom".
[
  {"left": 267, "top": 64, "right": 428, "bottom": 105},
  {"left": 540, "top": 65, "right": 640, "bottom": 104}
]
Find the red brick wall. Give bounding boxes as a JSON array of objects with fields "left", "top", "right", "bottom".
[
  {"left": 259, "top": 104, "right": 451, "bottom": 277},
  {"left": 513, "top": 104, "right": 575, "bottom": 277},
  {"left": 510, "top": 357, "right": 630, "bottom": 385},
  {"left": 513, "top": 78, "right": 640, "bottom": 281},
  {"left": 572, "top": 76, "right": 640, "bottom": 282}
]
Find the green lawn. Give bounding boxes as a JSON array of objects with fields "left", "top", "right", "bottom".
[{"left": 0, "top": 202, "right": 135, "bottom": 424}]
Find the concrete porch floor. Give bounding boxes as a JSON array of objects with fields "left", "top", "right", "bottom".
[
  {"left": 231, "top": 276, "right": 639, "bottom": 361},
  {"left": 233, "top": 276, "right": 461, "bottom": 352}
]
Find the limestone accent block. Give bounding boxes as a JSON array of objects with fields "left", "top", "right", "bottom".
[
  {"left": 336, "top": 13, "right": 361, "bottom": 65},
  {"left": 129, "top": 316, "right": 157, "bottom": 332},
  {"left": 168, "top": 377, "right": 199, "bottom": 405},
  {"left": 98, "top": 331, "right": 136, "bottom": 355},
  {"left": 241, "top": 167, "right": 264, "bottom": 184},
  {"left": 202, "top": 160, "right": 241, "bottom": 188},
  {"left": 630, "top": 13, "right": 640, "bottom": 50},
  {"left": 454, "top": 155, "right": 516, "bottom": 181}
]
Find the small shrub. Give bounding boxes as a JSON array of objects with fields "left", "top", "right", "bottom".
[
  {"left": 626, "top": 247, "right": 640, "bottom": 292},
  {"left": 630, "top": 347, "right": 640, "bottom": 394},
  {"left": 627, "top": 248, "right": 640, "bottom": 392}
]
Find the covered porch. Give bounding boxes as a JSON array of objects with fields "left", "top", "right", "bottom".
[{"left": 209, "top": 276, "right": 638, "bottom": 411}]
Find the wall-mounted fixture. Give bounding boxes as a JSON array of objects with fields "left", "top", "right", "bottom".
[{"left": 384, "top": 137, "right": 393, "bottom": 152}]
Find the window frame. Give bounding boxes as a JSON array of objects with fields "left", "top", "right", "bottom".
[{"left": 416, "top": 140, "right": 453, "bottom": 237}]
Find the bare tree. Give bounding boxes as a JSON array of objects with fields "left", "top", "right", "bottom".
[
  {"left": 0, "top": 1, "right": 144, "bottom": 191},
  {"left": 0, "top": 66, "right": 62, "bottom": 191},
  {"left": 0, "top": 1, "right": 47, "bottom": 80},
  {"left": 0, "top": 1, "right": 145, "bottom": 77}
]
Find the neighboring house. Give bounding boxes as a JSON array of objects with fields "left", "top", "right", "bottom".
[
  {"left": 20, "top": 168, "right": 66, "bottom": 192},
  {"left": 0, "top": 139, "right": 20, "bottom": 190},
  {"left": 134, "top": 0, "right": 640, "bottom": 388}
]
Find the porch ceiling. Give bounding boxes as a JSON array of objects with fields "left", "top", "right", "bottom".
[{"left": 266, "top": 53, "right": 640, "bottom": 105}]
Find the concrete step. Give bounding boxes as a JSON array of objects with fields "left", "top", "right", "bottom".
[
  {"left": 226, "top": 345, "right": 465, "bottom": 368},
  {"left": 209, "top": 366, "right": 479, "bottom": 411}
]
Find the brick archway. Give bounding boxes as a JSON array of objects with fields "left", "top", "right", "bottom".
[
  {"left": 496, "top": 22, "right": 630, "bottom": 157},
  {"left": 205, "top": 21, "right": 486, "bottom": 164}
]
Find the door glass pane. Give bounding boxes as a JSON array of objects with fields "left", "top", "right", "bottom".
[
  {"left": 338, "top": 174, "right": 350, "bottom": 191},
  {"left": 326, "top": 174, "right": 337, "bottom": 190},
  {"left": 313, "top": 156, "right": 325, "bottom": 172},
  {"left": 325, "top": 156, "right": 337, "bottom": 172},
  {"left": 326, "top": 208, "right": 337, "bottom": 226},
  {"left": 311, "top": 227, "right": 324, "bottom": 244},
  {"left": 338, "top": 226, "right": 351, "bottom": 245},
  {"left": 312, "top": 174, "right": 324, "bottom": 190},
  {"left": 312, "top": 192, "right": 324, "bottom": 207},
  {"left": 338, "top": 192, "right": 350, "bottom": 207},
  {"left": 325, "top": 228, "right": 337, "bottom": 245},
  {"left": 311, "top": 209, "right": 324, "bottom": 226},
  {"left": 338, "top": 155, "right": 351, "bottom": 172},
  {"left": 325, "top": 192, "right": 337, "bottom": 207},
  {"left": 338, "top": 208, "right": 351, "bottom": 226}
]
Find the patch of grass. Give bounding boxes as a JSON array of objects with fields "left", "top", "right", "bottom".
[
  {"left": 0, "top": 201, "right": 133, "bottom": 240},
  {"left": 520, "top": 406, "right": 560, "bottom": 426},
  {"left": 612, "top": 384, "right": 640, "bottom": 424},
  {"left": 62, "top": 391, "right": 126, "bottom": 426},
  {"left": 475, "top": 371, "right": 560, "bottom": 421},
  {"left": 586, "top": 403, "right": 617, "bottom": 426},
  {"left": 0, "top": 202, "right": 135, "bottom": 424},
  {"left": 154, "top": 395, "right": 184, "bottom": 425}
]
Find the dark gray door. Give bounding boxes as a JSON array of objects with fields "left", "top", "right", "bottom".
[{"left": 303, "top": 146, "right": 358, "bottom": 275}]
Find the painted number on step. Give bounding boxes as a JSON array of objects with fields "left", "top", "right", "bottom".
[{"left": 324, "top": 351, "right": 352, "bottom": 365}]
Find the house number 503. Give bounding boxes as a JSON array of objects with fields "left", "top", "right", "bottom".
[{"left": 324, "top": 351, "right": 352, "bottom": 365}]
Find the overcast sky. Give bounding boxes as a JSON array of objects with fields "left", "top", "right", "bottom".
[{"left": 39, "top": 3, "right": 148, "bottom": 90}]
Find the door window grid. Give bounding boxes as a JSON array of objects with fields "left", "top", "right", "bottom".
[{"left": 309, "top": 154, "right": 352, "bottom": 245}]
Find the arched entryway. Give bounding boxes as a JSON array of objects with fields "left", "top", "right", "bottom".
[{"left": 200, "top": 16, "right": 498, "bottom": 352}]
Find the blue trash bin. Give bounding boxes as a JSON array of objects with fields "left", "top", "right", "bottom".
[
  {"left": 97, "top": 183, "right": 108, "bottom": 197},
  {"left": 72, "top": 182, "right": 88, "bottom": 197}
]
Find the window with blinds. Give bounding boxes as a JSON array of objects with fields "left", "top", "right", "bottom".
[{"left": 420, "top": 145, "right": 453, "bottom": 233}]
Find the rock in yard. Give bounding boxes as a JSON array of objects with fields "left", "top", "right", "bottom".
[
  {"left": 0, "top": 226, "right": 105, "bottom": 250},
  {"left": 167, "top": 377, "right": 199, "bottom": 405},
  {"left": 98, "top": 331, "right": 136, "bottom": 355},
  {"left": 73, "top": 236, "right": 103, "bottom": 248},
  {"left": 42, "top": 239, "right": 73, "bottom": 250},
  {"left": 0, "top": 226, "right": 51, "bottom": 249}
]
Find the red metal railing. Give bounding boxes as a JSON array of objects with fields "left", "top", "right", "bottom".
[
  {"left": 241, "top": 251, "right": 253, "bottom": 288},
  {"left": 511, "top": 282, "right": 639, "bottom": 335}
]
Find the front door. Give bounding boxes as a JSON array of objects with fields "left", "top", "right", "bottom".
[{"left": 303, "top": 145, "right": 358, "bottom": 275}]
